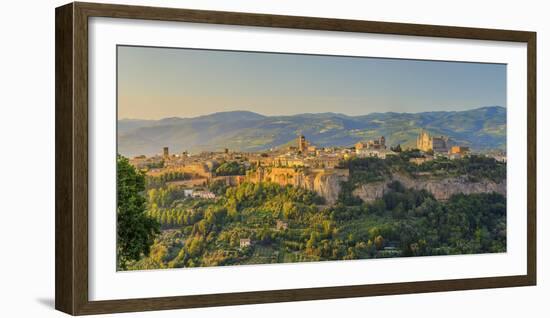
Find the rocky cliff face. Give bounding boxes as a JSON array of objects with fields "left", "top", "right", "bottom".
[
  {"left": 247, "top": 167, "right": 505, "bottom": 205},
  {"left": 247, "top": 167, "right": 349, "bottom": 205},
  {"left": 312, "top": 171, "right": 349, "bottom": 205},
  {"left": 353, "top": 173, "right": 506, "bottom": 202}
]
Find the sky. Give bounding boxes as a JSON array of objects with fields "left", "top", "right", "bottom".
[{"left": 117, "top": 45, "right": 506, "bottom": 120}]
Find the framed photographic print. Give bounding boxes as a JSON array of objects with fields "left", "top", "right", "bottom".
[{"left": 55, "top": 2, "right": 536, "bottom": 315}]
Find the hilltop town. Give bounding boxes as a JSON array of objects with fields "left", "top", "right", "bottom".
[{"left": 128, "top": 130, "right": 506, "bottom": 205}]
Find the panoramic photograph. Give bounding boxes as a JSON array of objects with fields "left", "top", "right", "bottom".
[{"left": 116, "top": 45, "right": 507, "bottom": 271}]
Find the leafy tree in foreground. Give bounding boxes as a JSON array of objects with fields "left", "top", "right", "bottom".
[{"left": 117, "top": 155, "right": 160, "bottom": 270}]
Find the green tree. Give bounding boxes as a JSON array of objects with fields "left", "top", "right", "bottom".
[
  {"left": 374, "top": 235, "right": 385, "bottom": 250},
  {"left": 390, "top": 144, "right": 402, "bottom": 152},
  {"left": 117, "top": 155, "right": 160, "bottom": 270},
  {"left": 215, "top": 161, "right": 245, "bottom": 176}
]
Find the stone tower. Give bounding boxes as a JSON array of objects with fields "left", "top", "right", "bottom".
[
  {"left": 298, "top": 135, "right": 307, "bottom": 152},
  {"left": 379, "top": 136, "right": 386, "bottom": 147}
]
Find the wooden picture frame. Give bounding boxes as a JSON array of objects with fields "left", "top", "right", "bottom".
[{"left": 55, "top": 2, "right": 536, "bottom": 315}]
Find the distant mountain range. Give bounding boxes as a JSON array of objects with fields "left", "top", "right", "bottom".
[{"left": 118, "top": 106, "right": 506, "bottom": 157}]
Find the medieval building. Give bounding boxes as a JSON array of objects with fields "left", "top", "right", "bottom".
[
  {"left": 416, "top": 130, "right": 448, "bottom": 153},
  {"left": 297, "top": 135, "right": 308, "bottom": 153},
  {"left": 355, "top": 136, "right": 386, "bottom": 151}
]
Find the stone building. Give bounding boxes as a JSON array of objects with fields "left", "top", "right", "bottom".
[
  {"left": 355, "top": 136, "right": 386, "bottom": 152},
  {"left": 416, "top": 130, "right": 431, "bottom": 152},
  {"left": 276, "top": 220, "right": 289, "bottom": 231},
  {"left": 240, "top": 238, "right": 252, "bottom": 248},
  {"left": 297, "top": 135, "right": 308, "bottom": 153},
  {"left": 450, "top": 146, "right": 470, "bottom": 155},
  {"left": 357, "top": 148, "right": 394, "bottom": 159},
  {"left": 432, "top": 137, "right": 448, "bottom": 153},
  {"left": 416, "top": 130, "right": 448, "bottom": 153}
]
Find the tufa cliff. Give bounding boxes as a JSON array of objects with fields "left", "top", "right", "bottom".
[
  {"left": 353, "top": 173, "right": 506, "bottom": 202},
  {"left": 246, "top": 168, "right": 505, "bottom": 205},
  {"left": 246, "top": 167, "right": 349, "bottom": 205}
]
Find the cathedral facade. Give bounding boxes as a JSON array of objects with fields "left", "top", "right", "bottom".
[{"left": 416, "top": 130, "right": 448, "bottom": 153}]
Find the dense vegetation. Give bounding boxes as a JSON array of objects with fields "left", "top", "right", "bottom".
[
  {"left": 338, "top": 152, "right": 506, "bottom": 190},
  {"left": 407, "top": 155, "right": 506, "bottom": 182},
  {"left": 214, "top": 161, "right": 246, "bottom": 176},
  {"left": 126, "top": 179, "right": 506, "bottom": 270},
  {"left": 117, "top": 156, "right": 160, "bottom": 270},
  {"left": 146, "top": 171, "right": 188, "bottom": 188},
  {"left": 118, "top": 151, "right": 506, "bottom": 270}
]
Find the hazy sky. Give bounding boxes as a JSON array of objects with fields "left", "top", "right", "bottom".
[{"left": 118, "top": 45, "right": 506, "bottom": 120}]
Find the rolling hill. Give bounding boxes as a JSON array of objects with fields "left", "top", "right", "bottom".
[{"left": 118, "top": 106, "right": 506, "bottom": 157}]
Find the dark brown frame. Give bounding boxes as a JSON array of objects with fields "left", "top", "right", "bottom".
[{"left": 55, "top": 1, "right": 537, "bottom": 315}]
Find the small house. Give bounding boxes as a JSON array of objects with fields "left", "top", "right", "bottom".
[
  {"left": 240, "top": 238, "right": 251, "bottom": 248},
  {"left": 276, "top": 220, "right": 289, "bottom": 231}
]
